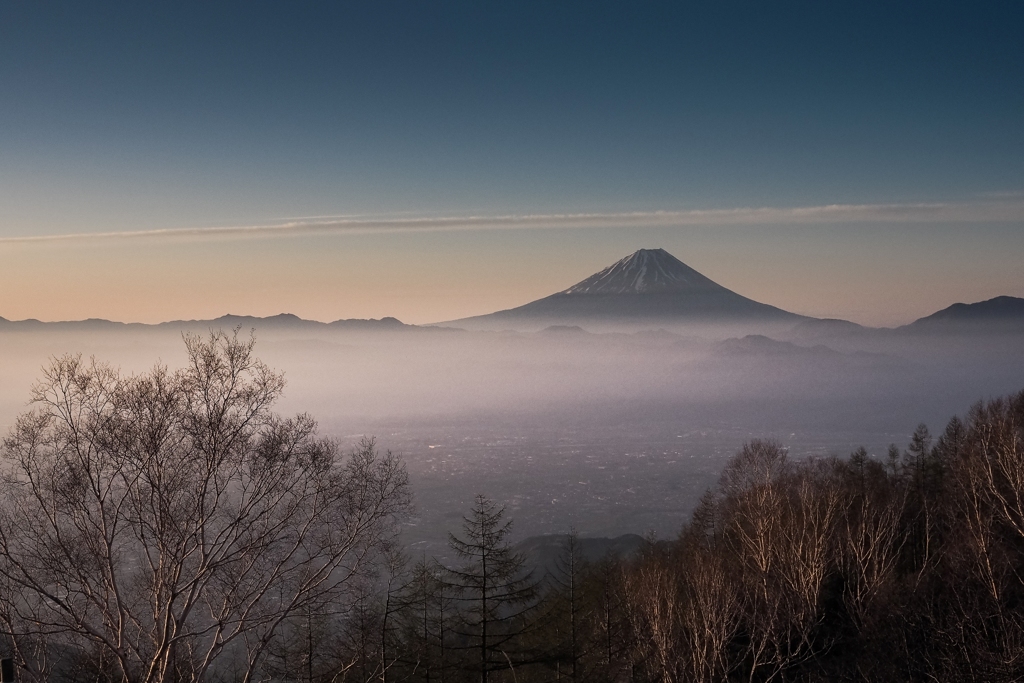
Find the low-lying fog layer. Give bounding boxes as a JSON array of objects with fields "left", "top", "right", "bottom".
[{"left": 2, "top": 321, "right": 1023, "bottom": 556}]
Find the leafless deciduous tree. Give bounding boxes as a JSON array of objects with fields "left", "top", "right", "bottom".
[
  {"left": 621, "top": 543, "right": 681, "bottom": 683},
  {"left": 718, "top": 442, "right": 843, "bottom": 682},
  {"left": 838, "top": 450, "right": 907, "bottom": 631},
  {"left": 677, "top": 499, "right": 742, "bottom": 683},
  {"left": 941, "top": 394, "right": 1024, "bottom": 681},
  {"left": 0, "top": 331, "right": 410, "bottom": 683}
]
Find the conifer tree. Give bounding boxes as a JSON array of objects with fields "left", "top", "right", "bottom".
[
  {"left": 446, "top": 495, "right": 539, "bottom": 683},
  {"left": 549, "top": 530, "right": 586, "bottom": 682},
  {"left": 399, "top": 557, "right": 451, "bottom": 682}
]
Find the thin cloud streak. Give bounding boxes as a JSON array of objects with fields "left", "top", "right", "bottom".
[{"left": 3, "top": 200, "right": 1023, "bottom": 245}]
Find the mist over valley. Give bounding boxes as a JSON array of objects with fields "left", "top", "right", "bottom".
[
  {"left": 5, "top": 6, "right": 1024, "bottom": 678},
  {"left": 4, "top": 250, "right": 1022, "bottom": 556}
]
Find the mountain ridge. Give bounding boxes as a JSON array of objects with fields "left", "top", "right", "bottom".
[
  {"left": 2, "top": 263, "right": 1021, "bottom": 334},
  {"left": 903, "top": 295, "right": 1024, "bottom": 330},
  {"left": 441, "top": 248, "right": 808, "bottom": 331},
  {"left": 0, "top": 313, "right": 409, "bottom": 331}
]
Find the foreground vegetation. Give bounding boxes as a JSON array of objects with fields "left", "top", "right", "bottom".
[
  {"left": 319, "top": 392, "right": 1024, "bottom": 683},
  {"left": 1, "top": 336, "right": 1022, "bottom": 681}
]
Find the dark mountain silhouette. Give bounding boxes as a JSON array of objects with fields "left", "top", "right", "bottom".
[
  {"left": 159, "top": 313, "right": 407, "bottom": 332},
  {"left": 3, "top": 269, "right": 1020, "bottom": 337},
  {"left": 715, "top": 335, "right": 841, "bottom": 358},
  {"left": 903, "top": 295, "right": 1024, "bottom": 331},
  {"left": 786, "top": 317, "right": 870, "bottom": 338},
  {"left": 0, "top": 316, "right": 134, "bottom": 331},
  {"left": 441, "top": 248, "right": 808, "bottom": 330},
  {"left": 711, "top": 334, "right": 906, "bottom": 370},
  {"left": 0, "top": 313, "right": 408, "bottom": 332}
]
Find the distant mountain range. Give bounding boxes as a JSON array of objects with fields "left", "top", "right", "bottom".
[
  {"left": 440, "top": 248, "right": 807, "bottom": 331},
  {"left": 1, "top": 249, "right": 1021, "bottom": 335},
  {"left": 0, "top": 313, "right": 409, "bottom": 332}
]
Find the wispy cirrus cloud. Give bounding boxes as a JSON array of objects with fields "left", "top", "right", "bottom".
[{"left": 3, "top": 199, "right": 1023, "bottom": 244}]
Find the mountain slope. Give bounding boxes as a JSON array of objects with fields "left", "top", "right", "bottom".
[
  {"left": 904, "top": 296, "right": 1024, "bottom": 330},
  {"left": 563, "top": 248, "right": 723, "bottom": 294},
  {"left": 442, "top": 248, "right": 807, "bottom": 331}
]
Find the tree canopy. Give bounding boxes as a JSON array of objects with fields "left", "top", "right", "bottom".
[{"left": 0, "top": 331, "right": 410, "bottom": 683}]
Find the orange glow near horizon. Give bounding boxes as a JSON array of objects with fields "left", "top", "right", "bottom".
[{"left": 1, "top": 220, "right": 1022, "bottom": 328}]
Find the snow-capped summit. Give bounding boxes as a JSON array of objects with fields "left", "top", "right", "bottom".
[
  {"left": 562, "top": 248, "right": 722, "bottom": 295},
  {"left": 438, "top": 248, "right": 807, "bottom": 331}
]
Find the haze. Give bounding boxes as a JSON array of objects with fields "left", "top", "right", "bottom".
[
  {"left": 2, "top": 1, "right": 1024, "bottom": 552},
  {"left": 5, "top": 6, "right": 1024, "bottom": 679}
]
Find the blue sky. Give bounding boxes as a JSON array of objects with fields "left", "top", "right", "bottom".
[{"left": 1, "top": 1, "right": 1022, "bottom": 324}]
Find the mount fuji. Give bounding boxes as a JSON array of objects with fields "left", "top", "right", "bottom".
[{"left": 441, "top": 248, "right": 809, "bottom": 331}]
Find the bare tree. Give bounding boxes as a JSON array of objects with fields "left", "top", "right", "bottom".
[
  {"left": 719, "top": 440, "right": 790, "bottom": 682},
  {"left": 774, "top": 461, "right": 842, "bottom": 668},
  {"left": 620, "top": 544, "right": 683, "bottom": 683},
  {"left": 719, "top": 442, "right": 842, "bottom": 682},
  {"left": 677, "top": 495, "right": 742, "bottom": 683},
  {"left": 961, "top": 395, "right": 1024, "bottom": 547},
  {"left": 838, "top": 451, "right": 908, "bottom": 630},
  {"left": 940, "top": 393, "right": 1024, "bottom": 681},
  {"left": 0, "top": 331, "right": 410, "bottom": 683}
]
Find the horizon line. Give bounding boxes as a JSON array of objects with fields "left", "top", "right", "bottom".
[{"left": 3, "top": 294, "right": 1018, "bottom": 329}]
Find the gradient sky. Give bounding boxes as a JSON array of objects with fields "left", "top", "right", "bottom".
[{"left": 1, "top": 1, "right": 1022, "bottom": 326}]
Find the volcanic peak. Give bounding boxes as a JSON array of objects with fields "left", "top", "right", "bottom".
[{"left": 561, "top": 248, "right": 722, "bottom": 295}]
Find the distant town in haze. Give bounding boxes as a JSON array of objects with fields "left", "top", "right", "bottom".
[{"left": 1, "top": 2, "right": 1023, "bottom": 682}]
